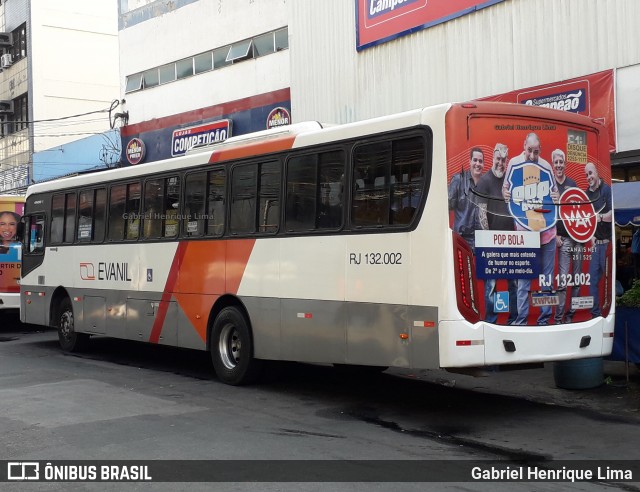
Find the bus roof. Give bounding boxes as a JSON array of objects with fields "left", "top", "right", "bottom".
[{"left": 24, "top": 101, "right": 606, "bottom": 198}]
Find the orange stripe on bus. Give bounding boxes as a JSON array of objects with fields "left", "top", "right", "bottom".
[
  {"left": 208, "top": 135, "right": 296, "bottom": 164},
  {"left": 171, "top": 239, "right": 256, "bottom": 342},
  {"left": 149, "top": 242, "right": 188, "bottom": 344}
]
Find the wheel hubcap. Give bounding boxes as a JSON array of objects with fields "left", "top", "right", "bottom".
[
  {"left": 60, "top": 311, "right": 73, "bottom": 340},
  {"left": 218, "top": 323, "right": 241, "bottom": 370}
]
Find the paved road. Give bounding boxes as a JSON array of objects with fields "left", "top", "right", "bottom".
[{"left": 0, "top": 317, "right": 638, "bottom": 491}]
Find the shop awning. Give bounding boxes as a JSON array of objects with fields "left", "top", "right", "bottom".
[{"left": 613, "top": 182, "right": 640, "bottom": 227}]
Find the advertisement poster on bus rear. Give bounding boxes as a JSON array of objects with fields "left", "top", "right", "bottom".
[
  {"left": 0, "top": 200, "right": 23, "bottom": 294},
  {"left": 446, "top": 111, "right": 612, "bottom": 326}
]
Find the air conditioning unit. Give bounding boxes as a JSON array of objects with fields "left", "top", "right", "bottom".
[
  {"left": 0, "top": 100, "right": 13, "bottom": 113},
  {"left": 1, "top": 53, "right": 12, "bottom": 68},
  {"left": 0, "top": 33, "right": 12, "bottom": 47}
]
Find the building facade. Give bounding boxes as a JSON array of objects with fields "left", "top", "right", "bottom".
[
  {"left": 118, "top": 0, "right": 290, "bottom": 165},
  {"left": 0, "top": 0, "right": 120, "bottom": 193},
  {"left": 288, "top": 0, "right": 640, "bottom": 180}
]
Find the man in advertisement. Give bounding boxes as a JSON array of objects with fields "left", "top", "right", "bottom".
[
  {"left": 552, "top": 149, "right": 582, "bottom": 323},
  {"left": 584, "top": 162, "right": 612, "bottom": 318},
  {"left": 503, "top": 133, "right": 559, "bottom": 325},
  {"left": 477, "top": 143, "right": 517, "bottom": 324},
  {"left": 448, "top": 147, "right": 484, "bottom": 249}
]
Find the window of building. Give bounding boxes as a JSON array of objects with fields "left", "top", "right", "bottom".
[
  {"left": 159, "top": 63, "right": 176, "bottom": 85},
  {"left": 143, "top": 68, "right": 159, "bottom": 89},
  {"left": 253, "top": 32, "right": 275, "bottom": 58},
  {"left": 226, "top": 39, "right": 253, "bottom": 63},
  {"left": 10, "top": 23, "right": 27, "bottom": 61},
  {"left": 275, "top": 28, "right": 288, "bottom": 51},
  {"left": 213, "top": 46, "right": 231, "bottom": 69},
  {"left": 4, "top": 94, "right": 29, "bottom": 135},
  {"left": 176, "top": 58, "right": 194, "bottom": 79},
  {"left": 124, "top": 27, "right": 288, "bottom": 93},
  {"left": 125, "top": 73, "right": 143, "bottom": 92}
]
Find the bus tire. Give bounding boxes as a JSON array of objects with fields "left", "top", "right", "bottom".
[
  {"left": 211, "top": 306, "right": 262, "bottom": 385},
  {"left": 57, "top": 297, "right": 89, "bottom": 352}
]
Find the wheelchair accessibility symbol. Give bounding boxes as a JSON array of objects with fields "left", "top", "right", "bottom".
[{"left": 494, "top": 292, "right": 510, "bottom": 313}]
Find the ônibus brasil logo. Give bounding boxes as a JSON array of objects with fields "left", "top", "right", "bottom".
[
  {"left": 506, "top": 161, "right": 557, "bottom": 232},
  {"left": 558, "top": 187, "right": 597, "bottom": 243}
]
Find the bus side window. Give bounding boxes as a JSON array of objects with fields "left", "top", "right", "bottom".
[
  {"left": 184, "top": 172, "right": 206, "bottom": 237},
  {"left": 285, "top": 150, "right": 344, "bottom": 232},
  {"left": 108, "top": 185, "right": 126, "bottom": 241},
  {"left": 206, "top": 169, "right": 225, "bottom": 236},
  {"left": 27, "top": 215, "right": 45, "bottom": 254},
  {"left": 77, "top": 190, "right": 94, "bottom": 242},
  {"left": 125, "top": 182, "right": 141, "bottom": 240},
  {"left": 352, "top": 136, "right": 425, "bottom": 228},
  {"left": 318, "top": 150, "right": 344, "bottom": 229}
]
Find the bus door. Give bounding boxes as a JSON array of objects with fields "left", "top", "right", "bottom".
[{"left": 21, "top": 212, "right": 47, "bottom": 325}]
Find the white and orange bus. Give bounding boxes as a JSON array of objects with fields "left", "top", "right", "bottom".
[
  {"left": 1, "top": 194, "right": 24, "bottom": 312},
  {"left": 19, "top": 102, "right": 614, "bottom": 384}
]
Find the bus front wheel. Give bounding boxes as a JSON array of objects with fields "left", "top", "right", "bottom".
[
  {"left": 57, "top": 298, "right": 89, "bottom": 352},
  {"left": 211, "top": 306, "right": 262, "bottom": 385}
]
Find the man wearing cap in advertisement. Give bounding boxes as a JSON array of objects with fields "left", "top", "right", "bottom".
[
  {"left": 552, "top": 149, "right": 582, "bottom": 323},
  {"left": 584, "top": 162, "right": 612, "bottom": 318},
  {"left": 448, "top": 147, "right": 483, "bottom": 249},
  {"left": 477, "top": 143, "right": 517, "bottom": 324},
  {"left": 503, "top": 133, "right": 559, "bottom": 325}
]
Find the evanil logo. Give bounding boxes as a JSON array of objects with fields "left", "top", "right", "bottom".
[{"left": 507, "top": 162, "right": 557, "bottom": 232}]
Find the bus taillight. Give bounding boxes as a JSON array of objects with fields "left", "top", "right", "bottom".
[{"left": 452, "top": 232, "right": 480, "bottom": 323}]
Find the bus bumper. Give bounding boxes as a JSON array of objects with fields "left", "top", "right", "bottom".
[{"left": 438, "top": 316, "right": 615, "bottom": 368}]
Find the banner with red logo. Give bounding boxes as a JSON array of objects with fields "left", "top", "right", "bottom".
[
  {"left": 478, "top": 70, "right": 616, "bottom": 153},
  {"left": 356, "top": 0, "right": 505, "bottom": 51}
]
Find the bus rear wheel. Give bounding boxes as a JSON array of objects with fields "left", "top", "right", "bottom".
[
  {"left": 211, "top": 306, "right": 262, "bottom": 385},
  {"left": 57, "top": 298, "right": 89, "bottom": 352}
]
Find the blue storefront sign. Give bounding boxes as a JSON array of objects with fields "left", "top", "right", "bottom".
[{"left": 172, "top": 120, "right": 232, "bottom": 157}]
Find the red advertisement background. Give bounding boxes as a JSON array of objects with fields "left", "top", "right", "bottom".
[
  {"left": 445, "top": 103, "right": 613, "bottom": 325},
  {"left": 356, "top": 0, "right": 505, "bottom": 50},
  {"left": 478, "top": 70, "right": 616, "bottom": 153}
]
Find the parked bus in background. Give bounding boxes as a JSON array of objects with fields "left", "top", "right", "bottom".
[
  {"left": 0, "top": 195, "right": 24, "bottom": 313},
  {"left": 19, "top": 102, "right": 614, "bottom": 384}
]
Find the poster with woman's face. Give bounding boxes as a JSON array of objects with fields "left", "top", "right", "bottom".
[{"left": 0, "top": 203, "right": 22, "bottom": 293}]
